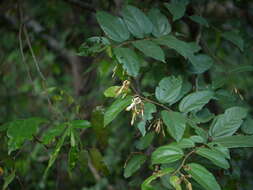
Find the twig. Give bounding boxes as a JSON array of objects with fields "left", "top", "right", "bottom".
[
  {"left": 124, "top": 152, "right": 144, "bottom": 168},
  {"left": 18, "top": 2, "right": 65, "bottom": 120},
  {"left": 139, "top": 95, "right": 172, "bottom": 112},
  {"left": 114, "top": 37, "right": 154, "bottom": 48},
  {"left": 23, "top": 26, "right": 46, "bottom": 81},
  {"left": 18, "top": 13, "right": 33, "bottom": 84},
  {"left": 87, "top": 160, "right": 115, "bottom": 190},
  {"left": 26, "top": 19, "right": 85, "bottom": 95},
  {"left": 87, "top": 160, "right": 101, "bottom": 181},
  {"left": 32, "top": 135, "right": 49, "bottom": 150},
  {"left": 3, "top": 10, "right": 85, "bottom": 95},
  {"left": 130, "top": 84, "right": 172, "bottom": 112},
  {"left": 172, "top": 150, "right": 196, "bottom": 176},
  {"left": 18, "top": 0, "right": 45, "bottom": 81}
]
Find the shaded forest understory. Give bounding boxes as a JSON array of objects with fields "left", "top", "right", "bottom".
[{"left": 1, "top": 0, "right": 253, "bottom": 190}]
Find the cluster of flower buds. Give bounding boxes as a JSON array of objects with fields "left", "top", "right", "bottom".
[
  {"left": 180, "top": 173, "right": 193, "bottom": 190},
  {"left": 126, "top": 96, "right": 144, "bottom": 125},
  {"left": 116, "top": 80, "right": 130, "bottom": 98},
  {"left": 149, "top": 118, "right": 165, "bottom": 136},
  {"left": 233, "top": 87, "right": 244, "bottom": 100}
]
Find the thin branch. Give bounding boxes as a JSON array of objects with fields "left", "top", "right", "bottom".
[
  {"left": 18, "top": 2, "right": 65, "bottom": 120},
  {"left": 172, "top": 149, "right": 196, "bottom": 176},
  {"left": 114, "top": 37, "right": 154, "bottom": 48},
  {"left": 23, "top": 26, "right": 46, "bottom": 81},
  {"left": 130, "top": 84, "right": 172, "bottom": 112},
  {"left": 18, "top": 9, "right": 33, "bottom": 84},
  {"left": 124, "top": 152, "right": 144, "bottom": 168},
  {"left": 87, "top": 159, "right": 115, "bottom": 190},
  {"left": 87, "top": 161, "right": 101, "bottom": 181},
  {"left": 32, "top": 135, "right": 49, "bottom": 150},
  {"left": 140, "top": 95, "right": 172, "bottom": 112},
  {"left": 26, "top": 19, "right": 84, "bottom": 95},
  {"left": 3, "top": 10, "right": 85, "bottom": 95},
  {"left": 18, "top": 1, "right": 45, "bottom": 81}
]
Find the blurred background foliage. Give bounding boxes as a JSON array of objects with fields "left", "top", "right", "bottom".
[{"left": 0, "top": 0, "right": 253, "bottom": 189}]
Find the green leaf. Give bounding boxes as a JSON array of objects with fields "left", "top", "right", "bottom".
[
  {"left": 141, "top": 168, "right": 174, "bottom": 190},
  {"left": 68, "top": 146, "right": 79, "bottom": 174},
  {"left": 78, "top": 36, "right": 110, "bottom": 56},
  {"left": 86, "top": 36, "right": 111, "bottom": 45},
  {"left": 222, "top": 30, "right": 244, "bottom": 51},
  {"left": 78, "top": 150, "right": 89, "bottom": 173},
  {"left": 124, "top": 154, "right": 146, "bottom": 178},
  {"left": 143, "top": 103, "right": 156, "bottom": 121},
  {"left": 169, "top": 175, "right": 182, "bottom": 190},
  {"left": 155, "top": 35, "right": 200, "bottom": 61},
  {"left": 212, "top": 78, "right": 226, "bottom": 90},
  {"left": 241, "top": 117, "right": 253, "bottom": 135},
  {"left": 104, "top": 85, "right": 131, "bottom": 98},
  {"left": 209, "top": 107, "right": 248, "bottom": 139},
  {"left": 187, "top": 120, "right": 208, "bottom": 142},
  {"left": 137, "top": 120, "right": 147, "bottom": 136},
  {"left": 151, "top": 145, "right": 184, "bottom": 164},
  {"left": 96, "top": 11, "right": 130, "bottom": 42},
  {"left": 114, "top": 47, "right": 140, "bottom": 77},
  {"left": 188, "top": 42, "right": 202, "bottom": 53},
  {"left": 192, "top": 108, "right": 214, "bottom": 124},
  {"left": 69, "top": 120, "right": 91, "bottom": 129},
  {"left": 104, "top": 86, "right": 121, "bottom": 98},
  {"left": 43, "top": 128, "right": 68, "bottom": 180},
  {"left": 184, "top": 163, "right": 221, "bottom": 190},
  {"left": 70, "top": 129, "right": 76, "bottom": 147},
  {"left": 188, "top": 54, "right": 213, "bottom": 74},
  {"left": 104, "top": 96, "right": 132, "bottom": 126},
  {"left": 190, "top": 135, "right": 204, "bottom": 143},
  {"left": 179, "top": 91, "right": 213, "bottom": 113},
  {"left": 6, "top": 117, "right": 47, "bottom": 154},
  {"left": 155, "top": 76, "right": 183, "bottom": 104},
  {"left": 89, "top": 148, "right": 109, "bottom": 175},
  {"left": 2, "top": 170, "right": 15, "bottom": 190},
  {"left": 213, "top": 135, "right": 253, "bottom": 148},
  {"left": 164, "top": 0, "right": 189, "bottom": 21},
  {"left": 177, "top": 138, "right": 195, "bottom": 149},
  {"left": 136, "top": 103, "right": 156, "bottom": 136},
  {"left": 169, "top": 80, "right": 192, "bottom": 105},
  {"left": 196, "top": 147, "right": 229, "bottom": 169},
  {"left": 215, "top": 89, "right": 237, "bottom": 106},
  {"left": 189, "top": 15, "right": 209, "bottom": 27},
  {"left": 229, "top": 64, "right": 253, "bottom": 74},
  {"left": 41, "top": 123, "right": 66, "bottom": 145},
  {"left": 148, "top": 8, "right": 171, "bottom": 37},
  {"left": 122, "top": 5, "right": 153, "bottom": 38},
  {"left": 91, "top": 106, "right": 108, "bottom": 148},
  {"left": 161, "top": 111, "right": 186, "bottom": 142},
  {"left": 207, "top": 143, "right": 230, "bottom": 159},
  {"left": 133, "top": 40, "right": 165, "bottom": 62},
  {"left": 136, "top": 132, "right": 155, "bottom": 150}
]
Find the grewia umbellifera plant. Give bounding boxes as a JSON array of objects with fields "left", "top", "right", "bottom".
[
  {"left": 1, "top": 1, "right": 253, "bottom": 190},
  {"left": 83, "top": 3, "right": 253, "bottom": 190}
]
